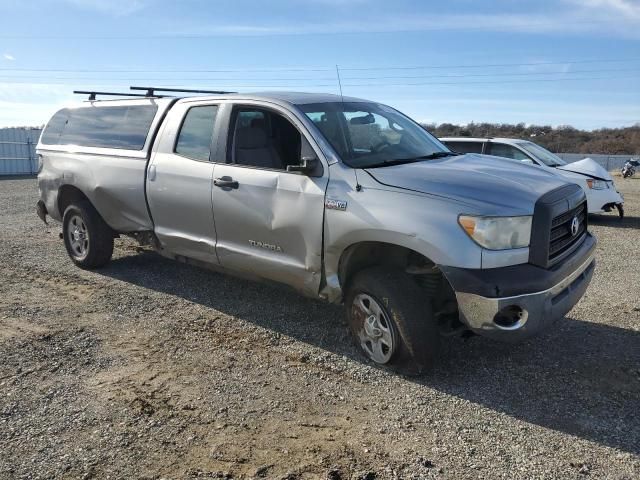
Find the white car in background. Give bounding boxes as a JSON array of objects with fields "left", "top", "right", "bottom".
[{"left": 440, "top": 137, "right": 625, "bottom": 218}]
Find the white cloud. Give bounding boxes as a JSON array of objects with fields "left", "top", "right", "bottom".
[
  {"left": 573, "top": 0, "right": 640, "bottom": 20},
  {"left": 0, "top": 83, "right": 75, "bottom": 127},
  {"left": 61, "top": 0, "right": 149, "bottom": 16},
  {"left": 3, "top": 53, "right": 15, "bottom": 61},
  {"left": 161, "top": 0, "right": 640, "bottom": 40},
  {"left": 169, "top": 8, "right": 640, "bottom": 39}
]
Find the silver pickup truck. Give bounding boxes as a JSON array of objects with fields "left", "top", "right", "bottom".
[{"left": 36, "top": 90, "right": 596, "bottom": 372}]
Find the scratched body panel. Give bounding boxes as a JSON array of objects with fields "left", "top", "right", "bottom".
[
  {"left": 211, "top": 166, "right": 327, "bottom": 296},
  {"left": 37, "top": 97, "right": 175, "bottom": 232}
]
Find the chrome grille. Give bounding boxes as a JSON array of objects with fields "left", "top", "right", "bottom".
[{"left": 549, "top": 202, "right": 587, "bottom": 261}]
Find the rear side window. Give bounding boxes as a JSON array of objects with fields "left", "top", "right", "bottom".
[
  {"left": 175, "top": 105, "right": 219, "bottom": 161},
  {"left": 443, "top": 141, "right": 483, "bottom": 154},
  {"left": 41, "top": 105, "right": 158, "bottom": 150}
]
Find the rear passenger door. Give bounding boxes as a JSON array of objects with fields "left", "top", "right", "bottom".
[
  {"left": 146, "top": 101, "right": 220, "bottom": 263},
  {"left": 210, "top": 103, "right": 328, "bottom": 296}
]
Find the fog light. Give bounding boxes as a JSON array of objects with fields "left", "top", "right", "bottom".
[{"left": 493, "top": 305, "right": 528, "bottom": 329}]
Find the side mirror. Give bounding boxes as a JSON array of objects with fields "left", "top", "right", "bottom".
[
  {"left": 287, "top": 156, "right": 319, "bottom": 175},
  {"left": 521, "top": 159, "right": 535, "bottom": 165}
]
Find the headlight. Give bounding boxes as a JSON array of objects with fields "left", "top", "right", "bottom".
[
  {"left": 458, "top": 215, "right": 532, "bottom": 250},
  {"left": 586, "top": 179, "right": 607, "bottom": 190}
]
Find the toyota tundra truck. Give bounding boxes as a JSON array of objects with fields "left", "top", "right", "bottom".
[{"left": 36, "top": 89, "right": 596, "bottom": 372}]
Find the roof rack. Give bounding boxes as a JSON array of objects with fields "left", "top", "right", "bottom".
[
  {"left": 130, "top": 86, "right": 237, "bottom": 97},
  {"left": 73, "top": 90, "right": 156, "bottom": 101}
]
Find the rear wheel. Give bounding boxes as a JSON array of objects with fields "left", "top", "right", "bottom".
[
  {"left": 62, "top": 200, "right": 114, "bottom": 269},
  {"left": 345, "top": 267, "right": 441, "bottom": 374}
]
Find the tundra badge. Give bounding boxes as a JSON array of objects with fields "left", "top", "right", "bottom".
[{"left": 249, "top": 240, "right": 283, "bottom": 252}]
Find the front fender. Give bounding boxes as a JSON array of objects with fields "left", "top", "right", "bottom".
[{"left": 321, "top": 185, "right": 483, "bottom": 302}]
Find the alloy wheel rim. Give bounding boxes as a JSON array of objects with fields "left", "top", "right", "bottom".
[
  {"left": 351, "top": 293, "right": 396, "bottom": 364},
  {"left": 67, "top": 215, "right": 89, "bottom": 260}
]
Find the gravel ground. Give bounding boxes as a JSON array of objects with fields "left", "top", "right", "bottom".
[{"left": 0, "top": 176, "right": 638, "bottom": 480}]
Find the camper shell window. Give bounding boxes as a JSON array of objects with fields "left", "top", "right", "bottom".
[{"left": 41, "top": 104, "right": 158, "bottom": 150}]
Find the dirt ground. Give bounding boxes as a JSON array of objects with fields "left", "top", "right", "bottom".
[{"left": 0, "top": 176, "right": 638, "bottom": 479}]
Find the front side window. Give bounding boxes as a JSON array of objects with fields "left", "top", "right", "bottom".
[
  {"left": 299, "top": 102, "right": 451, "bottom": 168},
  {"left": 230, "top": 107, "right": 302, "bottom": 170},
  {"left": 175, "top": 105, "right": 219, "bottom": 161},
  {"left": 488, "top": 143, "right": 532, "bottom": 161},
  {"left": 41, "top": 105, "right": 158, "bottom": 150},
  {"left": 517, "top": 141, "right": 566, "bottom": 167}
]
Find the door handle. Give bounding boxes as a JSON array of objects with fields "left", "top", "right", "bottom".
[
  {"left": 214, "top": 177, "right": 239, "bottom": 189},
  {"left": 148, "top": 165, "right": 156, "bottom": 181}
]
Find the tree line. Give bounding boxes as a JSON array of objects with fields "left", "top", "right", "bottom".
[{"left": 422, "top": 122, "right": 640, "bottom": 155}]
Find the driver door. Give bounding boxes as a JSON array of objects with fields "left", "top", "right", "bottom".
[{"left": 210, "top": 103, "right": 328, "bottom": 296}]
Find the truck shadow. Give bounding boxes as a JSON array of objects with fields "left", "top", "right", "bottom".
[
  {"left": 99, "top": 251, "right": 640, "bottom": 456},
  {"left": 589, "top": 213, "right": 640, "bottom": 229}
]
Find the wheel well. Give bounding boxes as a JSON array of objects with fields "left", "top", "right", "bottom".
[
  {"left": 338, "top": 241, "right": 462, "bottom": 334},
  {"left": 57, "top": 185, "right": 90, "bottom": 218},
  {"left": 338, "top": 242, "right": 435, "bottom": 289}
]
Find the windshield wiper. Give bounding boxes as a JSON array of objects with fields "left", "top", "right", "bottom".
[{"left": 364, "top": 151, "right": 456, "bottom": 168}]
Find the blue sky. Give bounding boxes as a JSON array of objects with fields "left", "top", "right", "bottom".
[{"left": 0, "top": 0, "right": 638, "bottom": 129}]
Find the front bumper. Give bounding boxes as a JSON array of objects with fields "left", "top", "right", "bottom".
[
  {"left": 587, "top": 183, "right": 623, "bottom": 213},
  {"left": 441, "top": 233, "right": 596, "bottom": 341}
]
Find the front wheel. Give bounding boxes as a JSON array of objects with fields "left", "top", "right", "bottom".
[
  {"left": 62, "top": 200, "right": 114, "bottom": 269},
  {"left": 345, "top": 267, "right": 441, "bottom": 374}
]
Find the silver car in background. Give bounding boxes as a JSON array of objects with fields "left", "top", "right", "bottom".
[{"left": 36, "top": 91, "right": 596, "bottom": 372}]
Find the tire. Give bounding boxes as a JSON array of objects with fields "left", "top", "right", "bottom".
[
  {"left": 62, "top": 200, "right": 114, "bottom": 269},
  {"left": 345, "top": 267, "right": 441, "bottom": 374}
]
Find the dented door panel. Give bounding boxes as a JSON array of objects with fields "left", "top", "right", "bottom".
[{"left": 211, "top": 165, "right": 328, "bottom": 296}]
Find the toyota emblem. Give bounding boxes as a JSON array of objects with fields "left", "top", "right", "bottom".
[{"left": 570, "top": 216, "right": 580, "bottom": 236}]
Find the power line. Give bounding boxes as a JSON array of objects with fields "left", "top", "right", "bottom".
[
  {"left": 0, "top": 75, "right": 637, "bottom": 90},
  {"left": 340, "top": 58, "right": 640, "bottom": 71},
  {"left": 343, "top": 75, "right": 640, "bottom": 87},
  {"left": 0, "top": 58, "right": 637, "bottom": 74},
  {"left": 0, "top": 19, "right": 626, "bottom": 39},
  {"left": 0, "top": 67, "right": 333, "bottom": 73},
  {"left": 0, "top": 75, "right": 337, "bottom": 81},
  {"left": 342, "top": 67, "right": 640, "bottom": 80},
  {"left": 1, "top": 67, "right": 638, "bottom": 82}
]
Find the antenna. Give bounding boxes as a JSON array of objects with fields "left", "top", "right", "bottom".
[
  {"left": 73, "top": 90, "right": 153, "bottom": 101},
  {"left": 130, "top": 86, "right": 237, "bottom": 97},
  {"left": 335, "top": 65, "right": 344, "bottom": 101}
]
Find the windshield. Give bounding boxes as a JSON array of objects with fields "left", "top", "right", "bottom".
[
  {"left": 517, "top": 141, "right": 566, "bottom": 167},
  {"left": 298, "top": 102, "right": 451, "bottom": 168}
]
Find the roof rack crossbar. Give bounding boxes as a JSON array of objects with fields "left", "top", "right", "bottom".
[
  {"left": 73, "top": 90, "right": 157, "bottom": 101},
  {"left": 130, "top": 86, "right": 236, "bottom": 97}
]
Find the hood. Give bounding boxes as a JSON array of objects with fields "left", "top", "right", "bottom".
[
  {"left": 364, "top": 153, "right": 571, "bottom": 213},
  {"left": 557, "top": 157, "right": 612, "bottom": 181}
]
